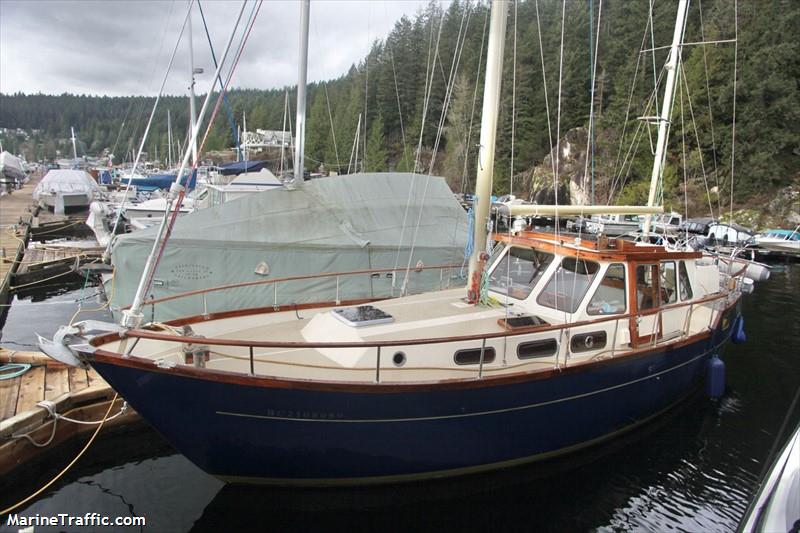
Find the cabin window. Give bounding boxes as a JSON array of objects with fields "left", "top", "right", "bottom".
[
  {"left": 660, "top": 261, "right": 677, "bottom": 305},
  {"left": 537, "top": 258, "right": 600, "bottom": 313},
  {"left": 587, "top": 264, "right": 627, "bottom": 315},
  {"left": 636, "top": 265, "right": 659, "bottom": 311},
  {"left": 570, "top": 331, "right": 607, "bottom": 353},
  {"left": 517, "top": 339, "right": 558, "bottom": 359},
  {"left": 488, "top": 247, "right": 554, "bottom": 300},
  {"left": 454, "top": 347, "right": 496, "bottom": 365},
  {"left": 679, "top": 261, "right": 693, "bottom": 300}
]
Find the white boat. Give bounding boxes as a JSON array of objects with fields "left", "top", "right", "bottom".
[
  {"left": 754, "top": 227, "right": 800, "bottom": 258},
  {"left": 740, "top": 419, "right": 800, "bottom": 532},
  {"left": 0, "top": 151, "right": 26, "bottom": 191},
  {"left": 576, "top": 213, "right": 642, "bottom": 236},
  {"left": 33, "top": 169, "right": 101, "bottom": 213}
]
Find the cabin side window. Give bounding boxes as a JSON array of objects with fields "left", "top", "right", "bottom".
[
  {"left": 636, "top": 265, "right": 658, "bottom": 311},
  {"left": 537, "top": 258, "right": 600, "bottom": 313},
  {"left": 587, "top": 263, "right": 627, "bottom": 315},
  {"left": 488, "top": 247, "right": 554, "bottom": 300},
  {"left": 679, "top": 261, "right": 693, "bottom": 300},
  {"left": 660, "top": 261, "right": 677, "bottom": 305}
]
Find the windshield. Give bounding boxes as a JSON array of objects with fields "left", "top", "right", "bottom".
[
  {"left": 488, "top": 247, "right": 554, "bottom": 300},
  {"left": 537, "top": 257, "right": 600, "bottom": 313}
]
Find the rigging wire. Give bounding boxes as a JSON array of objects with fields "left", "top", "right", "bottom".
[
  {"left": 582, "top": 0, "right": 602, "bottom": 205},
  {"left": 729, "top": 0, "right": 739, "bottom": 221},
  {"left": 679, "top": 61, "right": 715, "bottom": 219},
  {"left": 534, "top": 0, "right": 557, "bottom": 185},
  {"left": 509, "top": 0, "right": 517, "bottom": 197},
  {"left": 197, "top": 0, "right": 241, "bottom": 150},
  {"left": 697, "top": 0, "right": 722, "bottom": 216}
]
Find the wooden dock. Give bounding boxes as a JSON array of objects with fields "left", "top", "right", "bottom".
[
  {"left": 0, "top": 349, "right": 138, "bottom": 476},
  {"left": 0, "top": 174, "right": 39, "bottom": 316}
]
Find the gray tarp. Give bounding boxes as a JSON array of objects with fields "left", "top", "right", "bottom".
[{"left": 110, "top": 172, "right": 469, "bottom": 321}]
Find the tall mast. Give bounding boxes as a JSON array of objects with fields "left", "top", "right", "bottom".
[
  {"left": 188, "top": 1, "right": 199, "bottom": 166},
  {"left": 70, "top": 127, "right": 78, "bottom": 160},
  {"left": 642, "top": 0, "right": 689, "bottom": 234},
  {"left": 291, "top": 0, "right": 310, "bottom": 186},
  {"left": 167, "top": 109, "right": 173, "bottom": 169},
  {"left": 467, "top": 0, "right": 508, "bottom": 287},
  {"left": 243, "top": 111, "right": 248, "bottom": 162}
]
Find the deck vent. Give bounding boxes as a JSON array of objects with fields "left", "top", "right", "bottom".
[{"left": 331, "top": 305, "right": 394, "bottom": 327}]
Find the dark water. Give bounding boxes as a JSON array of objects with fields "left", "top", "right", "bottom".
[{"left": 1, "top": 265, "right": 798, "bottom": 532}]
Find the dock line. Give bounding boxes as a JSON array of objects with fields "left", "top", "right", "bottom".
[{"left": 0, "top": 393, "right": 119, "bottom": 516}]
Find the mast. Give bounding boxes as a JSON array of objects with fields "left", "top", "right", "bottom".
[
  {"left": 70, "top": 127, "right": 78, "bottom": 160},
  {"left": 243, "top": 111, "right": 248, "bottom": 162},
  {"left": 467, "top": 0, "right": 508, "bottom": 288},
  {"left": 642, "top": 0, "right": 689, "bottom": 234},
  {"left": 188, "top": 1, "right": 199, "bottom": 166},
  {"left": 167, "top": 109, "right": 173, "bottom": 169},
  {"left": 291, "top": 0, "right": 310, "bottom": 186}
]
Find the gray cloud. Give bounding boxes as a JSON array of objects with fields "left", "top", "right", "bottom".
[{"left": 0, "top": 0, "right": 437, "bottom": 96}]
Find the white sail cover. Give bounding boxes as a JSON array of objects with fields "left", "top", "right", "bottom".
[
  {"left": 110, "top": 173, "right": 469, "bottom": 321},
  {"left": 33, "top": 169, "right": 101, "bottom": 200}
]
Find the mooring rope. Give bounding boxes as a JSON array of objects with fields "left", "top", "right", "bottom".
[{"left": 1, "top": 394, "right": 119, "bottom": 516}]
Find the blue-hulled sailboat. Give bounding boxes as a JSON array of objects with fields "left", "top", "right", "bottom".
[{"left": 40, "top": 0, "right": 762, "bottom": 485}]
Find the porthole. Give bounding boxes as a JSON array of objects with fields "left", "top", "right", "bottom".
[
  {"left": 570, "top": 331, "right": 607, "bottom": 353},
  {"left": 392, "top": 351, "right": 407, "bottom": 367}
]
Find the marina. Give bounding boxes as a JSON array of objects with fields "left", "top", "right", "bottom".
[{"left": 2, "top": 0, "right": 799, "bottom": 530}]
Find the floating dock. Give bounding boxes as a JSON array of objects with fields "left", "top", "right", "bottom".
[{"left": 0, "top": 350, "right": 139, "bottom": 476}]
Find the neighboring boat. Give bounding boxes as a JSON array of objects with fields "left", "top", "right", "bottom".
[
  {"left": 33, "top": 169, "right": 101, "bottom": 213},
  {"left": 573, "top": 213, "right": 642, "bottom": 236},
  {"left": 739, "top": 419, "right": 800, "bottom": 533},
  {"left": 40, "top": 0, "right": 760, "bottom": 486},
  {"left": 754, "top": 227, "right": 800, "bottom": 258},
  {"left": 201, "top": 167, "right": 282, "bottom": 208},
  {"left": 705, "top": 222, "right": 755, "bottom": 248},
  {"left": 0, "top": 151, "right": 26, "bottom": 191},
  {"left": 120, "top": 169, "right": 198, "bottom": 192},
  {"left": 650, "top": 211, "right": 683, "bottom": 234},
  {"left": 106, "top": 171, "right": 468, "bottom": 321}
]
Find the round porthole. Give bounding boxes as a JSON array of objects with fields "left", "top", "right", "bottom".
[{"left": 392, "top": 351, "right": 407, "bottom": 367}]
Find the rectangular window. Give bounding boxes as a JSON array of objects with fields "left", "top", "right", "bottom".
[
  {"left": 587, "top": 263, "right": 627, "bottom": 315},
  {"left": 454, "top": 347, "right": 496, "bottom": 366},
  {"left": 537, "top": 258, "right": 600, "bottom": 313},
  {"left": 679, "top": 261, "right": 693, "bottom": 300},
  {"left": 488, "top": 247, "right": 554, "bottom": 300},
  {"left": 660, "top": 261, "right": 677, "bottom": 305},
  {"left": 517, "top": 339, "right": 558, "bottom": 359},
  {"left": 636, "top": 264, "right": 658, "bottom": 311}
]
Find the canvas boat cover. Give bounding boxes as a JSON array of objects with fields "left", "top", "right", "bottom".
[
  {"left": 33, "top": 169, "right": 101, "bottom": 200},
  {"left": 109, "top": 172, "right": 469, "bottom": 321},
  {"left": 218, "top": 159, "right": 269, "bottom": 176},
  {"left": 0, "top": 151, "right": 25, "bottom": 181}
]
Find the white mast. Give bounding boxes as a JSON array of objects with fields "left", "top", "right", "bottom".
[
  {"left": 280, "top": 91, "right": 288, "bottom": 175},
  {"left": 642, "top": 0, "right": 689, "bottom": 234},
  {"left": 70, "top": 127, "right": 78, "bottom": 160},
  {"left": 291, "top": 0, "right": 310, "bottom": 186},
  {"left": 188, "top": 1, "right": 199, "bottom": 166},
  {"left": 243, "top": 111, "right": 248, "bottom": 162},
  {"left": 467, "top": 0, "right": 508, "bottom": 287},
  {"left": 167, "top": 109, "right": 173, "bottom": 169}
]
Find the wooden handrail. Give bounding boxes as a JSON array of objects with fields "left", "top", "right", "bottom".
[{"left": 120, "top": 290, "right": 730, "bottom": 350}]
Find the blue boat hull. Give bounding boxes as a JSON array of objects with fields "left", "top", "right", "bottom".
[{"left": 89, "top": 311, "right": 737, "bottom": 484}]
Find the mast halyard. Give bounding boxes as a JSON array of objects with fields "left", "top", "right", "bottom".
[
  {"left": 466, "top": 0, "right": 508, "bottom": 298},
  {"left": 70, "top": 127, "right": 78, "bottom": 160},
  {"left": 642, "top": 0, "right": 689, "bottom": 234},
  {"left": 290, "top": 0, "right": 310, "bottom": 187}
]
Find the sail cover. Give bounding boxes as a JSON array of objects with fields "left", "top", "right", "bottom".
[{"left": 109, "top": 172, "right": 469, "bottom": 321}]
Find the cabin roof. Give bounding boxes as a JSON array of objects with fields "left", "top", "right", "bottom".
[{"left": 494, "top": 231, "right": 701, "bottom": 262}]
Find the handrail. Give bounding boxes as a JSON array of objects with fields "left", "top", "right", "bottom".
[
  {"left": 137, "top": 262, "right": 463, "bottom": 308},
  {"left": 120, "top": 289, "right": 731, "bottom": 350}
]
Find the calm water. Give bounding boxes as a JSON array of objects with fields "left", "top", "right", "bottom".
[{"left": 1, "top": 265, "right": 798, "bottom": 532}]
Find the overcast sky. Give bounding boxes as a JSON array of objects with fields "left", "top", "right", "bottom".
[{"left": 0, "top": 0, "right": 439, "bottom": 97}]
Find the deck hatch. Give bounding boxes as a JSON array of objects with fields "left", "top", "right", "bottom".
[{"left": 331, "top": 305, "right": 394, "bottom": 327}]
